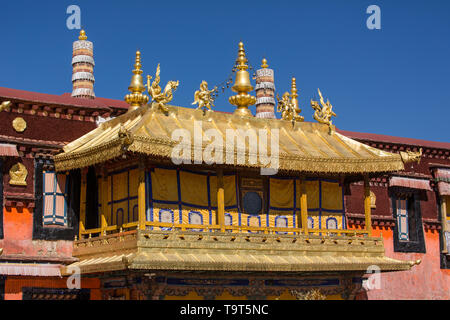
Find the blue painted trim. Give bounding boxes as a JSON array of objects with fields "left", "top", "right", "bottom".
[
  {"left": 176, "top": 169, "right": 182, "bottom": 223},
  {"left": 275, "top": 215, "right": 289, "bottom": 234},
  {"left": 308, "top": 216, "right": 314, "bottom": 229},
  {"left": 235, "top": 174, "right": 241, "bottom": 226},
  {"left": 110, "top": 174, "right": 113, "bottom": 224},
  {"left": 159, "top": 208, "right": 174, "bottom": 231},
  {"left": 267, "top": 178, "right": 270, "bottom": 227},
  {"left": 293, "top": 178, "right": 297, "bottom": 230},
  {"left": 247, "top": 215, "right": 261, "bottom": 233},
  {"left": 206, "top": 174, "right": 212, "bottom": 225},
  {"left": 116, "top": 208, "right": 124, "bottom": 226},
  {"left": 341, "top": 183, "right": 346, "bottom": 229},
  {"left": 188, "top": 210, "right": 203, "bottom": 224},
  {"left": 127, "top": 170, "right": 130, "bottom": 223},
  {"left": 52, "top": 172, "right": 57, "bottom": 223},
  {"left": 326, "top": 217, "right": 338, "bottom": 230},
  {"left": 225, "top": 213, "right": 232, "bottom": 226},
  {"left": 319, "top": 179, "right": 322, "bottom": 229},
  {"left": 146, "top": 171, "right": 153, "bottom": 222}
]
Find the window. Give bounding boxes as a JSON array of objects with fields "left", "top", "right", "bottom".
[
  {"left": 42, "top": 171, "right": 69, "bottom": 227},
  {"left": 391, "top": 192, "right": 426, "bottom": 253}
]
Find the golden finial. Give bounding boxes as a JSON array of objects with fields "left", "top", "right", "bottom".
[
  {"left": 261, "top": 58, "right": 268, "bottom": 69},
  {"left": 229, "top": 41, "right": 256, "bottom": 117},
  {"left": 125, "top": 51, "right": 149, "bottom": 110},
  {"left": 291, "top": 77, "right": 304, "bottom": 122},
  {"left": 79, "top": 29, "right": 88, "bottom": 41},
  {"left": 133, "top": 51, "right": 143, "bottom": 75}
]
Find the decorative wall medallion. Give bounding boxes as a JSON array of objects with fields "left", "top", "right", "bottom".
[
  {"left": 12, "top": 117, "right": 27, "bottom": 132},
  {"left": 9, "top": 162, "right": 28, "bottom": 186}
]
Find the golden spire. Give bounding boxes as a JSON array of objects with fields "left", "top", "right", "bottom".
[
  {"left": 291, "top": 77, "right": 299, "bottom": 113},
  {"left": 291, "top": 77, "right": 304, "bottom": 122},
  {"left": 261, "top": 58, "right": 268, "bottom": 69},
  {"left": 229, "top": 41, "right": 256, "bottom": 117},
  {"left": 125, "top": 51, "right": 149, "bottom": 110},
  {"left": 79, "top": 29, "right": 88, "bottom": 41}
]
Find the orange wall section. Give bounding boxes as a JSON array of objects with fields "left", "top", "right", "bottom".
[
  {"left": 351, "top": 225, "right": 450, "bottom": 299},
  {"left": 1, "top": 207, "right": 73, "bottom": 258}
]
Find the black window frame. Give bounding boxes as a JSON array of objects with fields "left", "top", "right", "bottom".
[
  {"left": 32, "top": 159, "right": 80, "bottom": 240},
  {"left": 390, "top": 188, "right": 426, "bottom": 253}
]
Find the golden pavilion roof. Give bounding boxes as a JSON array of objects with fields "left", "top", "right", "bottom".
[{"left": 54, "top": 102, "right": 407, "bottom": 173}]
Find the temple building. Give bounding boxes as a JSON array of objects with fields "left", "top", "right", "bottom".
[
  {"left": 340, "top": 130, "right": 450, "bottom": 299},
  {"left": 0, "top": 31, "right": 448, "bottom": 300}
]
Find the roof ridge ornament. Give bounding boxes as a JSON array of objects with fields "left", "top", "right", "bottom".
[
  {"left": 124, "top": 51, "right": 149, "bottom": 110},
  {"left": 311, "top": 88, "right": 337, "bottom": 134},
  {"left": 146, "top": 63, "right": 179, "bottom": 113},
  {"left": 192, "top": 81, "right": 217, "bottom": 112},
  {"left": 276, "top": 77, "right": 304, "bottom": 123},
  {"left": 400, "top": 148, "right": 423, "bottom": 164},
  {"left": 0, "top": 101, "right": 11, "bottom": 112},
  {"left": 229, "top": 41, "right": 256, "bottom": 117}
]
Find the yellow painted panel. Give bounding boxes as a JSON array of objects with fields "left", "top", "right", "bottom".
[
  {"left": 270, "top": 179, "right": 294, "bottom": 208},
  {"left": 321, "top": 181, "right": 343, "bottom": 210},
  {"left": 208, "top": 175, "right": 236, "bottom": 208},
  {"left": 151, "top": 168, "right": 178, "bottom": 202},
  {"left": 128, "top": 168, "right": 139, "bottom": 197},
  {"left": 305, "top": 180, "right": 319, "bottom": 209},
  {"left": 180, "top": 171, "right": 208, "bottom": 206}
]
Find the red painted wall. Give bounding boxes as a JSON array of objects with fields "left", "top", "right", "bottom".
[{"left": 4, "top": 276, "right": 101, "bottom": 300}]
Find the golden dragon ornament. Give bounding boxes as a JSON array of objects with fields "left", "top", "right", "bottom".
[
  {"left": 146, "top": 64, "right": 179, "bottom": 113},
  {"left": 311, "top": 88, "right": 336, "bottom": 132}
]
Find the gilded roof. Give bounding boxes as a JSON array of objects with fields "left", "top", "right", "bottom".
[{"left": 54, "top": 103, "right": 406, "bottom": 173}]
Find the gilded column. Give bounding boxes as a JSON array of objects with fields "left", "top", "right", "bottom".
[
  {"left": 79, "top": 168, "right": 87, "bottom": 238},
  {"left": 100, "top": 172, "right": 109, "bottom": 234},
  {"left": 255, "top": 58, "right": 276, "bottom": 118},
  {"left": 138, "top": 163, "right": 147, "bottom": 230},
  {"left": 364, "top": 175, "right": 373, "bottom": 235},
  {"left": 217, "top": 169, "right": 225, "bottom": 232},
  {"left": 299, "top": 178, "right": 309, "bottom": 234},
  {"left": 71, "top": 30, "right": 95, "bottom": 99}
]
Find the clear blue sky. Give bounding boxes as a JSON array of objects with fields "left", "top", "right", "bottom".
[{"left": 1, "top": 0, "right": 449, "bottom": 142}]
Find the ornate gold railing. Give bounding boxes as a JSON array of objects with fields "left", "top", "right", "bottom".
[{"left": 78, "top": 220, "right": 368, "bottom": 240}]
